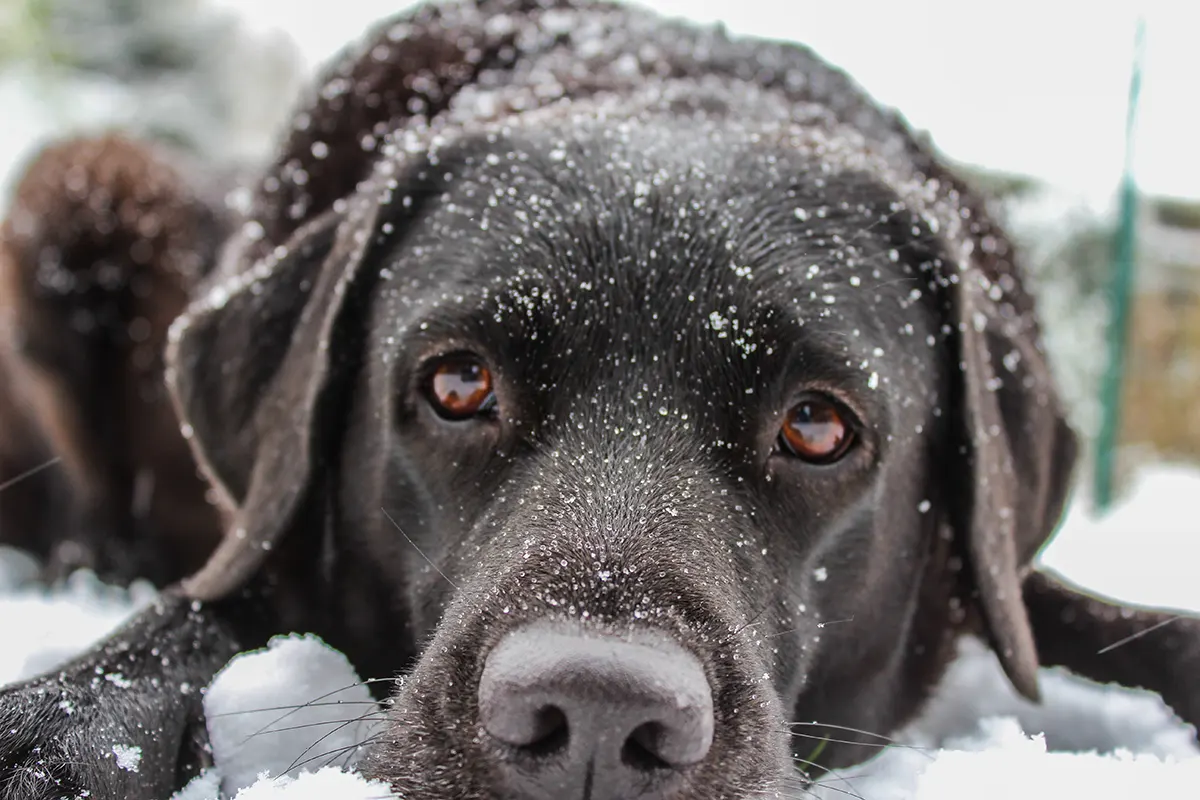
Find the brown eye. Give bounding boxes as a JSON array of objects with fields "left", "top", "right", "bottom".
[
  {"left": 779, "top": 394, "right": 854, "bottom": 463},
  {"left": 427, "top": 356, "right": 496, "bottom": 420}
]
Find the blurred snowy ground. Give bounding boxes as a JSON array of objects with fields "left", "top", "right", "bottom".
[{"left": 2, "top": 463, "right": 1197, "bottom": 799}]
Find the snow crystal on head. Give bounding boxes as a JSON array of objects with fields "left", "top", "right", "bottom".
[{"left": 111, "top": 743, "right": 142, "bottom": 773}]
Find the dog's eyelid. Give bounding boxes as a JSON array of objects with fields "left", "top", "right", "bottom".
[
  {"left": 408, "top": 343, "right": 495, "bottom": 385},
  {"left": 781, "top": 385, "right": 868, "bottom": 429}
]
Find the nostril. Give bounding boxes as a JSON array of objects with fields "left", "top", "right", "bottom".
[
  {"left": 481, "top": 696, "right": 570, "bottom": 754},
  {"left": 622, "top": 722, "right": 672, "bottom": 771},
  {"left": 519, "top": 705, "right": 569, "bottom": 758},
  {"left": 478, "top": 622, "right": 716, "bottom": 793}
]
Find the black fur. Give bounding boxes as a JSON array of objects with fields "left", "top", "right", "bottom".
[{"left": 1, "top": 1, "right": 1197, "bottom": 798}]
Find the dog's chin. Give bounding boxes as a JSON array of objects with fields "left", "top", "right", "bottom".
[{"left": 358, "top": 610, "right": 792, "bottom": 800}]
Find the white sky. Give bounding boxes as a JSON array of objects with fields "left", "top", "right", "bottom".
[{"left": 216, "top": 0, "right": 1196, "bottom": 211}]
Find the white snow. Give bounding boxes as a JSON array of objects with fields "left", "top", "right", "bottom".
[
  {"left": 198, "top": 634, "right": 384, "bottom": 797},
  {"left": 176, "top": 765, "right": 398, "bottom": 800},
  {"left": 822, "top": 717, "right": 1200, "bottom": 800},
  {"left": 812, "top": 637, "right": 1200, "bottom": 800},
  {"left": 112, "top": 743, "right": 144, "bottom": 773},
  {"left": 0, "top": 554, "right": 157, "bottom": 685},
  {"left": 1, "top": 464, "right": 1197, "bottom": 798},
  {"left": 163, "top": 631, "right": 396, "bottom": 798},
  {"left": 1040, "top": 463, "right": 1200, "bottom": 613}
]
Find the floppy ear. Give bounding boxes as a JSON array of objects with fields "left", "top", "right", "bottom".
[
  {"left": 166, "top": 1, "right": 544, "bottom": 601},
  {"left": 950, "top": 244, "right": 1079, "bottom": 702},
  {"left": 168, "top": 200, "right": 382, "bottom": 602},
  {"left": 238, "top": 0, "right": 528, "bottom": 264}
]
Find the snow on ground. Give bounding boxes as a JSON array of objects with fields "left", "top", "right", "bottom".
[
  {"left": 1, "top": 464, "right": 1198, "bottom": 799},
  {"left": 198, "top": 634, "right": 384, "bottom": 798},
  {"left": 1040, "top": 463, "right": 1200, "bottom": 614},
  {"left": 0, "top": 549, "right": 157, "bottom": 683}
]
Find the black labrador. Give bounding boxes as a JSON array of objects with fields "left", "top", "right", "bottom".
[{"left": 1, "top": 1, "right": 1197, "bottom": 799}]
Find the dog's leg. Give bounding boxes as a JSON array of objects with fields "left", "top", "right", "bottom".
[
  {"left": 0, "top": 134, "right": 228, "bottom": 587},
  {"left": 0, "top": 589, "right": 277, "bottom": 800},
  {"left": 1024, "top": 569, "right": 1200, "bottom": 737}
]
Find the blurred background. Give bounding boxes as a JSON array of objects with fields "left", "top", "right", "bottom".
[{"left": 0, "top": 0, "right": 1196, "bottom": 512}]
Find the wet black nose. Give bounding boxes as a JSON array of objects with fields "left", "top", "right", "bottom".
[{"left": 478, "top": 623, "right": 715, "bottom": 800}]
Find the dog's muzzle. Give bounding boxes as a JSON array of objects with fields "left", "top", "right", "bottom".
[{"left": 478, "top": 621, "right": 716, "bottom": 800}]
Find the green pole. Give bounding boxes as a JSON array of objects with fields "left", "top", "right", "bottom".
[{"left": 1093, "top": 18, "right": 1146, "bottom": 511}]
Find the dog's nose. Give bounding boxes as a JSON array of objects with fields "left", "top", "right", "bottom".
[{"left": 478, "top": 623, "right": 715, "bottom": 799}]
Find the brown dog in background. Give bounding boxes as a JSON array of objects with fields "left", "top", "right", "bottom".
[{"left": 0, "top": 135, "right": 227, "bottom": 586}]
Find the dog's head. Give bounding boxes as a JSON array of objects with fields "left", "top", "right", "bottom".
[{"left": 166, "top": 1, "right": 1076, "bottom": 796}]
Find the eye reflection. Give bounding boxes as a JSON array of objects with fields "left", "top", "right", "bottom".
[
  {"left": 779, "top": 394, "right": 854, "bottom": 463},
  {"left": 426, "top": 355, "right": 496, "bottom": 420}
]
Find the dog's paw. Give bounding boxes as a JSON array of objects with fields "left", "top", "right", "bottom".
[
  {"left": 0, "top": 708, "right": 94, "bottom": 800},
  {"left": 0, "top": 672, "right": 210, "bottom": 800},
  {"left": 0, "top": 681, "right": 137, "bottom": 800},
  {"left": 1, "top": 594, "right": 245, "bottom": 800}
]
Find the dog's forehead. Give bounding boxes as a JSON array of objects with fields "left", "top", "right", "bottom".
[{"left": 375, "top": 114, "right": 944, "bottom": 413}]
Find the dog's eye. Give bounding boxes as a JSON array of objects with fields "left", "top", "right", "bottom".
[
  {"left": 426, "top": 356, "right": 497, "bottom": 420},
  {"left": 779, "top": 394, "right": 854, "bottom": 463}
]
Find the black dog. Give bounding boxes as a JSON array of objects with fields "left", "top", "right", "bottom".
[{"left": 2, "top": 1, "right": 1198, "bottom": 799}]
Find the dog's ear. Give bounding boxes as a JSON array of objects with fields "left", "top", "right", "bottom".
[
  {"left": 238, "top": 0, "right": 529, "bottom": 266},
  {"left": 167, "top": 1, "right": 540, "bottom": 601},
  {"left": 167, "top": 202, "right": 377, "bottom": 602},
  {"left": 949, "top": 238, "right": 1079, "bottom": 702}
]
